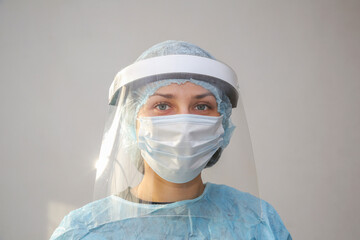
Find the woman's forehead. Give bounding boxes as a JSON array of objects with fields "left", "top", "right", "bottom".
[{"left": 153, "top": 82, "right": 212, "bottom": 95}]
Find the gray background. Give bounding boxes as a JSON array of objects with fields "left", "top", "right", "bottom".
[{"left": 1, "top": 0, "right": 359, "bottom": 239}]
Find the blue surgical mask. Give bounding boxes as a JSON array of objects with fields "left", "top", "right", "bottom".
[{"left": 137, "top": 114, "right": 224, "bottom": 183}]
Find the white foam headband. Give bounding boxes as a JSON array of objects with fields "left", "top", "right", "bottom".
[{"left": 109, "top": 55, "right": 239, "bottom": 107}]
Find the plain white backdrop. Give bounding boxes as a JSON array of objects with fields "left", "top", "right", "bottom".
[{"left": 1, "top": 1, "right": 359, "bottom": 239}]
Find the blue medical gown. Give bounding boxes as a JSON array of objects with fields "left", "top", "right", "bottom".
[{"left": 50, "top": 183, "right": 292, "bottom": 239}]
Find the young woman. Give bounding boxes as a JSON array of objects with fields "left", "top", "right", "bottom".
[{"left": 51, "top": 40, "right": 292, "bottom": 239}]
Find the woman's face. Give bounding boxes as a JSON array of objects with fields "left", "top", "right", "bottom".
[
  {"left": 137, "top": 82, "right": 219, "bottom": 118},
  {"left": 136, "top": 81, "right": 220, "bottom": 186}
]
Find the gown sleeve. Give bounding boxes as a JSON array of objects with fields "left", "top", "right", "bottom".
[
  {"left": 49, "top": 205, "right": 91, "bottom": 240},
  {"left": 260, "top": 200, "right": 292, "bottom": 240}
]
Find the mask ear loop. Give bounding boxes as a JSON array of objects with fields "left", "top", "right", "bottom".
[{"left": 205, "top": 148, "right": 223, "bottom": 168}]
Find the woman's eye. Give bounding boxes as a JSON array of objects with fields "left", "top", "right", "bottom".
[
  {"left": 195, "top": 104, "right": 209, "bottom": 111},
  {"left": 155, "top": 103, "right": 170, "bottom": 111}
]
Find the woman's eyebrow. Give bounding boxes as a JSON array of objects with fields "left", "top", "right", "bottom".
[
  {"left": 149, "top": 93, "right": 173, "bottom": 99},
  {"left": 149, "top": 92, "right": 213, "bottom": 99},
  {"left": 195, "top": 92, "right": 214, "bottom": 99}
]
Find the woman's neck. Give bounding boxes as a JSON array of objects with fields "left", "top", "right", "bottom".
[{"left": 133, "top": 163, "right": 205, "bottom": 203}]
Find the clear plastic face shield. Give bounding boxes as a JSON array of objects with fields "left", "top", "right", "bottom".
[{"left": 93, "top": 53, "right": 262, "bottom": 237}]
